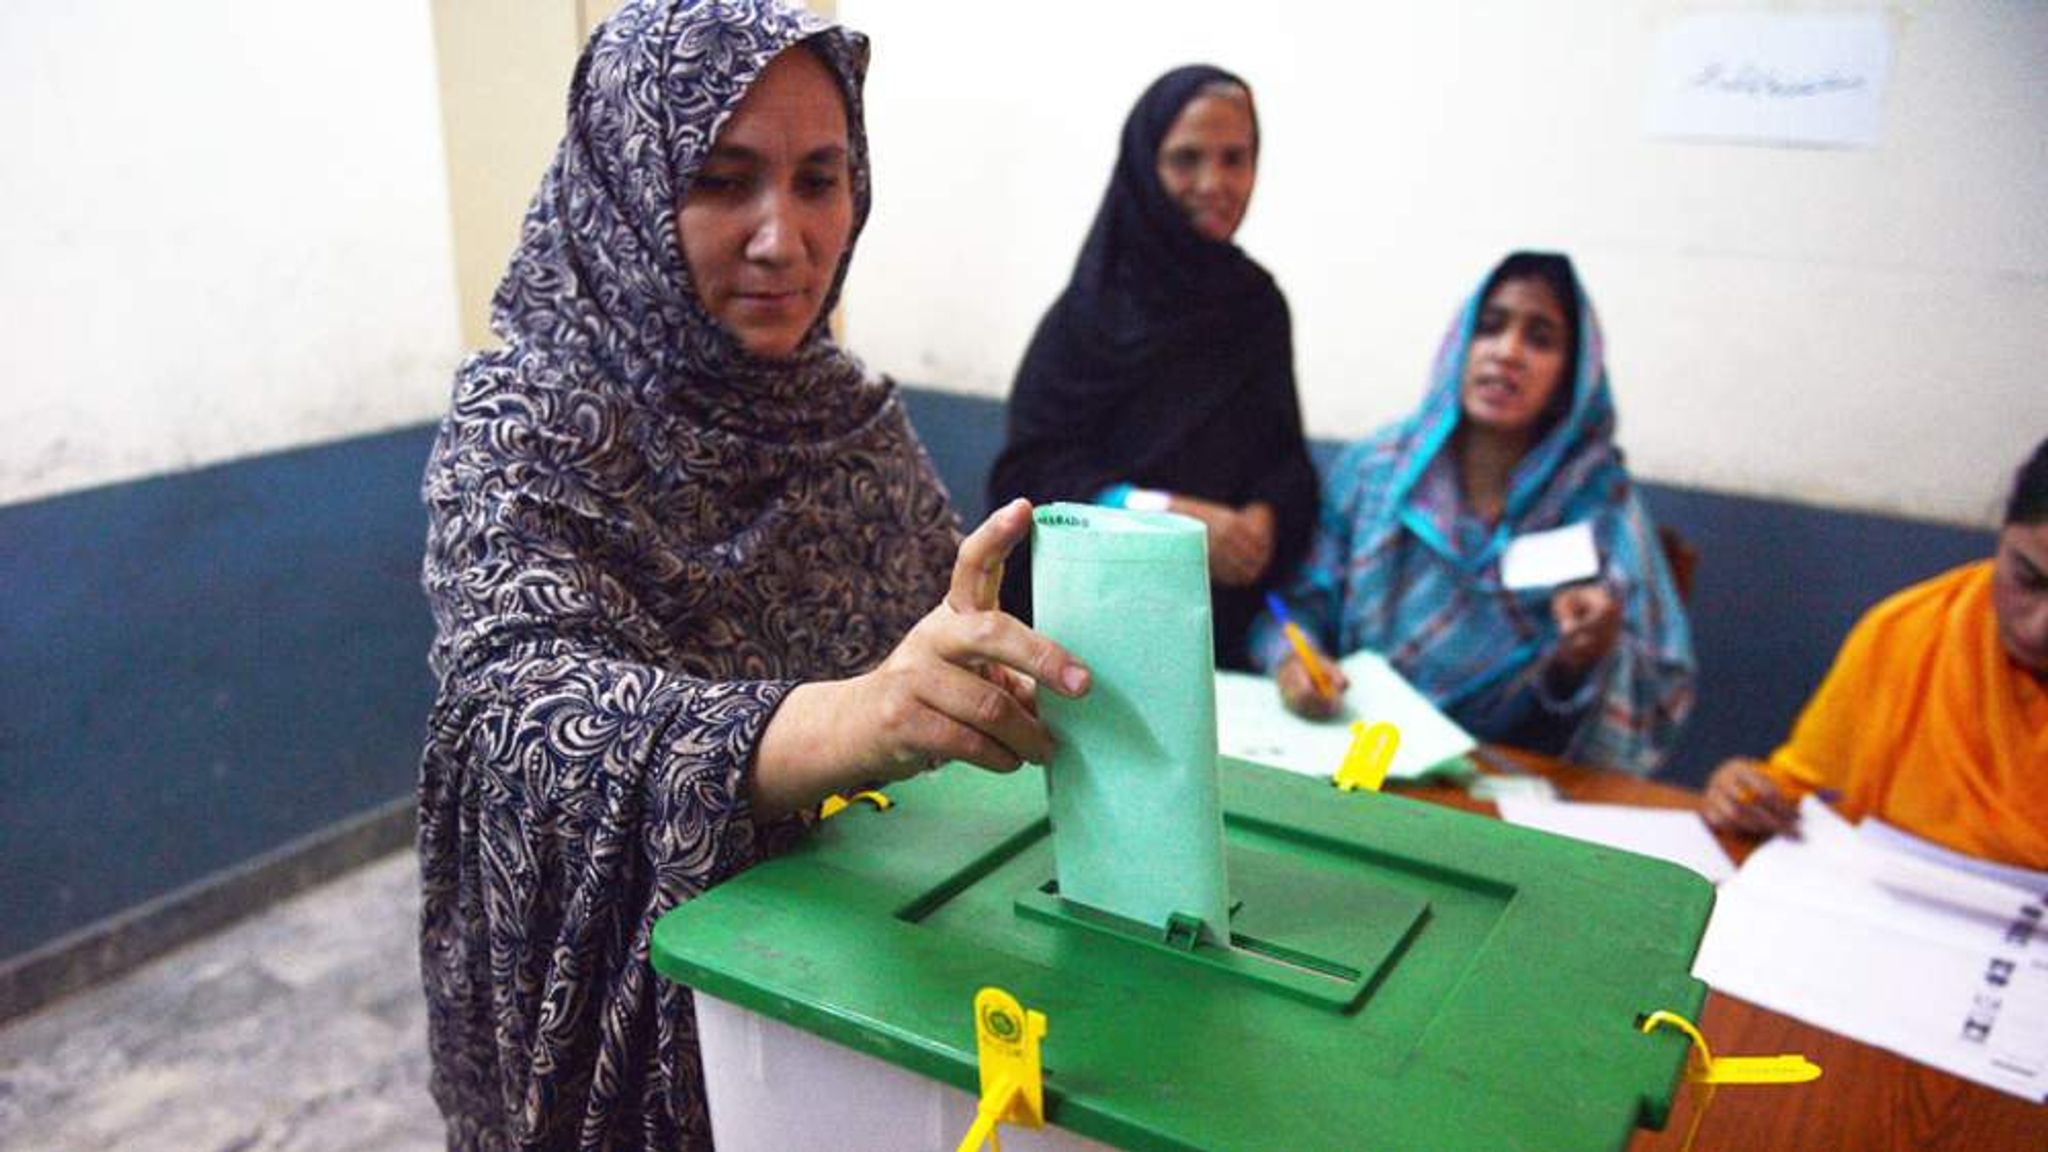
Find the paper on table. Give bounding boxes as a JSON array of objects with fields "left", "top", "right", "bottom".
[
  {"left": 1858, "top": 818, "right": 2048, "bottom": 896},
  {"left": 1494, "top": 796, "right": 1734, "bottom": 883},
  {"left": 1694, "top": 797, "right": 2048, "bottom": 1102},
  {"left": 1031, "top": 503, "right": 1231, "bottom": 941},
  {"left": 1499, "top": 520, "right": 1600, "bottom": 590},
  {"left": 1214, "top": 649, "right": 1475, "bottom": 782}
]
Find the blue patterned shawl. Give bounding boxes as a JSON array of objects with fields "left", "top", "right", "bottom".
[
  {"left": 417, "top": 3, "right": 957, "bottom": 1148},
  {"left": 1254, "top": 256, "right": 1695, "bottom": 775}
]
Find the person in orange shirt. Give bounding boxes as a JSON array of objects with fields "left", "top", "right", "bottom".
[{"left": 1704, "top": 437, "right": 2048, "bottom": 868}]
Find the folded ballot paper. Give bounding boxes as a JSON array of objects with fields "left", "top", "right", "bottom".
[
  {"left": 1214, "top": 650, "right": 1477, "bottom": 783},
  {"left": 1031, "top": 503, "right": 1232, "bottom": 942}
]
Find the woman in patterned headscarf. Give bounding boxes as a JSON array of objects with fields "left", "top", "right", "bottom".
[
  {"left": 1252, "top": 253, "right": 1694, "bottom": 776},
  {"left": 987, "top": 65, "right": 1319, "bottom": 671},
  {"left": 417, "top": 2, "right": 1089, "bottom": 1148}
]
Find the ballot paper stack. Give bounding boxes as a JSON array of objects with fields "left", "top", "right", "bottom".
[{"left": 1693, "top": 797, "right": 2048, "bottom": 1102}]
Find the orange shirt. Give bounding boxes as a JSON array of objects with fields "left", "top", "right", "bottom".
[{"left": 1763, "top": 561, "right": 2048, "bottom": 869}]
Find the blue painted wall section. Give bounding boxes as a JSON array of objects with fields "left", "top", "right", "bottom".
[
  {"left": 0, "top": 426, "right": 438, "bottom": 961},
  {"left": 899, "top": 387, "right": 1008, "bottom": 525},
  {"left": 0, "top": 390, "right": 1994, "bottom": 966},
  {"left": 1637, "top": 483, "right": 1990, "bottom": 784}
]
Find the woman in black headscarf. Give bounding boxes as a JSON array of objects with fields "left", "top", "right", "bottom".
[
  {"left": 987, "top": 65, "right": 1319, "bottom": 670},
  {"left": 417, "top": 2, "right": 1089, "bottom": 1147}
]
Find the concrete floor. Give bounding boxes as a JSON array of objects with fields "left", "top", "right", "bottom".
[{"left": 0, "top": 852, "right": 441, "bottom": 1152}]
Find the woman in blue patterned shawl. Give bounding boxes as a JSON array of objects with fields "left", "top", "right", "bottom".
[
  {"left": 1251, "top": 253, "right": 1694, "bottom": 776},
  {"left": 417, "top": 3, "right": 1090, "bottom": 1148}
]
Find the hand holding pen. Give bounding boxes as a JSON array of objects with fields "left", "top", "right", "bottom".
[
  {"left": 1266, "top": 592, "right": 1350, "bottom": 719},
  {"left": 1702, "top": 757, "right": 1803, "bottom": 838}
]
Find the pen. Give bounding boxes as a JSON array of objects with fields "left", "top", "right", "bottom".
[
  {"left": 1265, "top": 592, "right": 1335, "bottom": 700},
  {"left": 1736, "top": 783, "right": 1842, "bottom": 806},
  {"left": 1472, "top": 745, "right": 1532, "bottom": 778}
]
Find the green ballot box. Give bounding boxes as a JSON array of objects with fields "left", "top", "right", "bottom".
[{"left": 651, "top": 760, "right": 1714, "bottom": 1152}]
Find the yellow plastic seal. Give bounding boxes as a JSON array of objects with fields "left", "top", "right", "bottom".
[
  {"left": 818, "top": 790, "right": 893, "bottom": 820},
  {"left": 955, "top": 986, "right": 1048, "bottom": 1152},
  {"left": 1639, "top": 1008, "right": 1820, "bottom": 1152},
  {"left": 1334, "top": 720, "right": 1400, "bottom": 793},
  {"left": 1640, "top": 1009, "right": 1821, "bottom": 1085}
]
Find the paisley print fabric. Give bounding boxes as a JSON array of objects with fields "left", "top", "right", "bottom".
[{"left": 416, "top": 2, "right": 956, "bottom": 1148}]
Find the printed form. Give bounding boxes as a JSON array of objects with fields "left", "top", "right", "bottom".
[{"left": 1693, "top": 797, "right": 2048, "bottom": 1101}]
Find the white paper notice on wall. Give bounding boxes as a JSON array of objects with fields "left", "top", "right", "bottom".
[{"left": 1644, "top": 12, "right": 1892, "bottom": 149}]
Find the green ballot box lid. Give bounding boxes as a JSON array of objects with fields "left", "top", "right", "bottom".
[{"left": 651, "top": 759, "right": 1713, "bottom": 1152}]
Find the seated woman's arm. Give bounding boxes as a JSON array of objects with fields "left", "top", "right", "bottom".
[
  {"left": 1248, "top": 439, "right": 1373, "bottom": 715},
  {"left": 1547, "top": 494, "right": 1697, "bottom": 775},
  {"left": 1704, "top": 599, "right": 1875, "bottom": 837},
  {"left": 1242, "top": 306, "right": 1321, "bottom": 587},
  {"left": 1248, "top": 451, "right": 1320, "bottom": 586}
]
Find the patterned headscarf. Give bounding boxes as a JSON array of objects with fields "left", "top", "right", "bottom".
[
  {"left": 418, "top": 3, "right": 957, "bottom": 1147},
  {"left": 490, "top": 0, "right": 877, "bottom": 438},
  {"left": 1067, "top": 64, "right": 1270, "bottom": 329},
  {"left": 425, "top": 0, "right": 956, "bottom": 688},
  {"left": 1385, "top": 253, "right": 1623, "bottom": 569}
]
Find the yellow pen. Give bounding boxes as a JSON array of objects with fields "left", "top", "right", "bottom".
[{"left": 1265, "top": 592, "right": 1335, "bottom": 701}]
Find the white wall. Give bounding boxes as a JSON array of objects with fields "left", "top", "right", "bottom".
[
  {"left": 1, "top": 1, "right": 461, "bottom": 505},
  {"left": 839, "top": 1, "right": 2048, "bottom": 526}
]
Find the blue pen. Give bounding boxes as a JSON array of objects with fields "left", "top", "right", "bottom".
[{"left": 1265, "top": 592, "right": 1335, "bottom": 699}]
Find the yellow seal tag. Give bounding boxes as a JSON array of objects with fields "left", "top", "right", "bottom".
[
  {"left": 1641, "top": 1009, "right": 1822, "bottom": 1085},
  {"left": 818, "top": 790, "right": 893, "bottom": 820},
  {"left": 1334, "top": 720, "right": 1400, "bottom": 793},
  {"left": 956, "top": 986, "right": 1048, "bottom": 1152}
]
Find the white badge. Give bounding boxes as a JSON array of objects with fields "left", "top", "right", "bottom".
[
  {"left": 1122, "top": 488, "right": 1172, "bottom": 513},
  {"left": 1499, "top": 521, "right": 1600, "bottom": 591}
]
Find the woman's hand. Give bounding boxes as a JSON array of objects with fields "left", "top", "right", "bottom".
[
  {"left": 1702, "top": 757, "right": 1801, "bottom": 839},
  {"left": 1549, "top": 581, "right": 1621, "bottom": 673},
  {"left": 1172, "top": 496, "right": 1275, "bottom": 587},
  {"left": 1275, "top": 649, "right": 1350, "bottom": 719},
  {"left": 751, "top": 500, "right": 1091, "bottom": 819}
]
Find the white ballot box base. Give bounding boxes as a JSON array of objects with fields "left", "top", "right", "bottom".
[{"left": 695, "top": 993, "right": 1116, "bottom": 1152}]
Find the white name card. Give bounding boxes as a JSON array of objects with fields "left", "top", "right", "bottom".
[{"left": 1500, "top": 521, "right": 1601, "bottom": 592}]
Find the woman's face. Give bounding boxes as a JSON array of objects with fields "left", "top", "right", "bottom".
[
  {"left": 676, "top": 48, "right": 854, "bottom": 360},
  {"left": 1992, "top": 521, "right": 2048, "bottom": 675},
  {"left": 1155, "top": 88, "right": 1256, "bottom": 242},
  {"left": 1460, "top": 277, "right": 1572, "bottom": 440}
]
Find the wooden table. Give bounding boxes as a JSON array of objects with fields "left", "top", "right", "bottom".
[{"left": 1396, "top": 748, "right": 2046, "bottom": 1152}]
